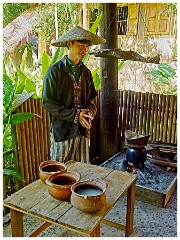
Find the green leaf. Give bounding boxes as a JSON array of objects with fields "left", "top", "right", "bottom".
[
  {"left": 157, "top": 78, "right": 170, "bottom": 84},
  {"left": 173, "top": 45, "right": 177, "bottom": 56},
  {"left": 158, "top": 63, "right": 176, "bottom": 78},
  {"left": 92, "top": 67, "right": 101, "bottom": 90},
  {"left": 16, "top": 80, "right": 25, "bottom": 94},
  {"left": 25, "top": 79, "right": 36, "bottom": 93},
  {"left": 42, "top": 51, "right": 51, "bottom": 78},
  {"left": 14, "top": 64, "right": 27, "bottom": 83},
  {"left": 50, "top": 47, "right": 65, "bottom": 66},
  {"left": 3, "top": 73, "right": 15, "bottom": 110},
  {"left": 165, "top": 86, "right": 177, "bottom": 95},
  {"left": 9, "top": 92, "right": 35, "bottom": 113},
  {"left": 145, "top": 70, "right": 165, "bottom": 79},
  {"left": 90, "top": 12, "right": 102, "bottom": 33},
  {"left": 20, "top": 47, "right": 28, "bottom": 72},
  {"left": 118, "top": 60, "right": 125, "bottom": 70},
  {"left": 3, "top": 168, "right": 25, "bottom": 181},
  {"left": 10, "top": 112, "right": 41, "bottom": 124}
]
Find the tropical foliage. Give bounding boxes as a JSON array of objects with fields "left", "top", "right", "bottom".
[
  {"left": 3, "top": 3, "right": 30, "bottom": 27},
  {"left": 35, "top": 3, "right": 78, "bottom": 43},
  {"left": 145, "top": 63, "right": 177, "bottom": 95}
]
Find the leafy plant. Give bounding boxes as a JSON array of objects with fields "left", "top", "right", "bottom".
[
  {"left": 3, "top": 3, "right": 30, "bottom": 27},
  {"left": 35, "top": 3, "right": 78, "bottom": 43},
  {"left": 145, "top": 63, "right": 177, "bottom": 95},
  {"left": 3, "top": 43, "right": 66, "bottom": 194},
  {"left": 3, "top": 72, "right": 37, "bottom": 182}
]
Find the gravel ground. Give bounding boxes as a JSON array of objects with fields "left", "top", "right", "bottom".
[{"left": 3, "top": 187, "right": 177, "bottom": 237}]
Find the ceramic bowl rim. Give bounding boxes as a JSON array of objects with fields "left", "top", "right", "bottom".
[
  {"left": 71, "top": 179, "right": 106, "bottom": 197},
  {"left": 39, "top": 162, "right": 67, "bottom": 174},
  {"left": 45, "top": 171, "right": 81, "bottom": 188}
]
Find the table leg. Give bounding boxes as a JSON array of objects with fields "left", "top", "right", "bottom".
[
  {"left": 125, "top": 182, "right": 136, "bottom": 237},
  {"left": 11, "top": 209, "right": 23, "bottom": 237},
  {"left": 89, "top": 224, "right": 100, "bottom": 237}
]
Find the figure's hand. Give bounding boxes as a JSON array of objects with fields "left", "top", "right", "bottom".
[{"left": 78, "top": 109, "right": 94, "bottom": 129}]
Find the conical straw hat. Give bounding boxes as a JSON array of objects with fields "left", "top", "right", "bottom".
[{"left": 51, "top": 26, "right": 106, "bottom": 47}]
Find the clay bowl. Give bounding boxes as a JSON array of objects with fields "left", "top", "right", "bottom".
[
  {"left": 45, "top": 171, "right": 81, "bottom": 200},
  {"left": 39, "top": 160, "right": 67, "bottom": 183},
  {"left": 70, "top": 179, "right": 106, "bottom": 212}
]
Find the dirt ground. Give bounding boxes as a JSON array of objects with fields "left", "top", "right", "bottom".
[{"left": 3, "top": 187, "right": 177, "bottom": 237}]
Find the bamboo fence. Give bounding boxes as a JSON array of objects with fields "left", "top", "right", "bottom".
[
  {"left": 118, "top": 90, "right": 177, "bottom": 144},
  {"left": 15, "top": 98, "right": 50, "bottom": 188},
  {"left": 13, "top": 91, "right": 177, "bottom": 188}
]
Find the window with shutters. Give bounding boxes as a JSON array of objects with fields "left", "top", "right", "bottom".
[
  {"left": 126, "top": 4, "right": 139, "bottom": 36},
  {"left": 90, "top": 4, "right": 139, "bottom": 36},
  {"left": 117, "top": 6, "right": 128, "bottom": 35},
  {"left": 145, "top": 3, "right": 171, "bottom": 35}
]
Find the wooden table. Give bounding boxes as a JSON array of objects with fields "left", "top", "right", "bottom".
[{"left": 3, "top": 161, "right": 138, "bottom": 237}]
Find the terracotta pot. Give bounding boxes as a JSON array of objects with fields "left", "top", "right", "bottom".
[
  {"left": 39, "top": 160, "right": 67, "bottom": 183},
  {"left": 45, "top": 171, "right": 81, "bottom": 200},
  {"left": 70, "top": 179, "right": 106, "bottom": 212}
]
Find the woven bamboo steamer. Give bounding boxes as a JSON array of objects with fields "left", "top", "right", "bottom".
[{"left": 51, "top": 26, "right": 106, "bottom": 47}]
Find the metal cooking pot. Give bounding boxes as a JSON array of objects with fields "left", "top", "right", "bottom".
[{"left": 126, "top": 146, "right": 147, "bottom": 164}]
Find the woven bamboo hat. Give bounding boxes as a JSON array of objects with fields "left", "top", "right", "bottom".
[{"left": 51, "top": 26, "right": 106, "bottom": 47}]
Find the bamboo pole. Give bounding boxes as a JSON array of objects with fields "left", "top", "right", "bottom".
[
  {"left": 146, "top": 92, "right": 152, "bottom": 138},
  {"left": 19, "top": 120, "right": 29, "bottom": 185},
  {"left": 135, "top": 92, "right": 141, "bottom": 133},
  {"left": 11, "top": 124, "right": 21, "bottom": 191},
  {"left": 132, "top": 91, "right": 137, "bottom": 132},
  {"left": 46, "top": 108, "right": 51, "bottom": 160},
  {"left": 31, "top": 99, "right": 40, "bottom": 179},
  {"left": 118, "top": 90, "right": 123, "bottom": 138},
  {"left": 122, "top": 91, "right": 128, "bottom": 135},
  {"left": 37, "top": 99, "right": 45, "bottom": 165},
  {"left": 27, "top": 99, "right": 36, "bottom": 181},
  {"left": 171, "top": 96, "right": 177, "bottom": 144},
  {"left": 16, "top": 124, "right": 25, "bottom": 188},
  {"left": 156, "top": 94, "right": 163, "bottom": 142},
  {"left": 126, "top": 90, "right": 131, "bottom": 130},
  {"left": 42, "top": 100, "right": 49, "bottom": 162},
  {"left": 129, "top": 91, "right": 134, "bottom": 130},
  {"left": 153, "top": 94, "right": 159, "bottom": 142},
  {"left": 150, "top": 93, "right": 155, "bottom": 141},
  {"left": 167, "top": 95, "right": 175, "bottom": 143},
  {"left": 163, "top": 95, "right": 170, "bottom": 143},
  {"left": 139, "top": 92, "right": 145, "bottom": 135},
  {"left": 159, "top": 94, "right": 166, "bottom": 142},
  {"left": 23, "top": 101, "right": 33, "bottom": 183},
  {"left": 35, "top": 99, "right": 42, "bottom": 173},
  {"left": 142, "top": 92, "right": 148, "bottom": 135}
]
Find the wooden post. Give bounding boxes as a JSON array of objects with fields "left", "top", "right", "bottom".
[
  {"left": 99, "top": 3, "right": 119, "bottom": 162},
  {"left": 78, "top": 3, "right": 83, "bottom": 27},
  {"left": 83, "top": 3, "right": 90, "bottom": 30},
  {"left": 38, "top": 32, "right": 47, "bottom": 61}
]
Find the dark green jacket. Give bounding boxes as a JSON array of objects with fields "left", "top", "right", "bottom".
[{"left": 42, "top": 56, "right": 97, "bottom": 142}]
